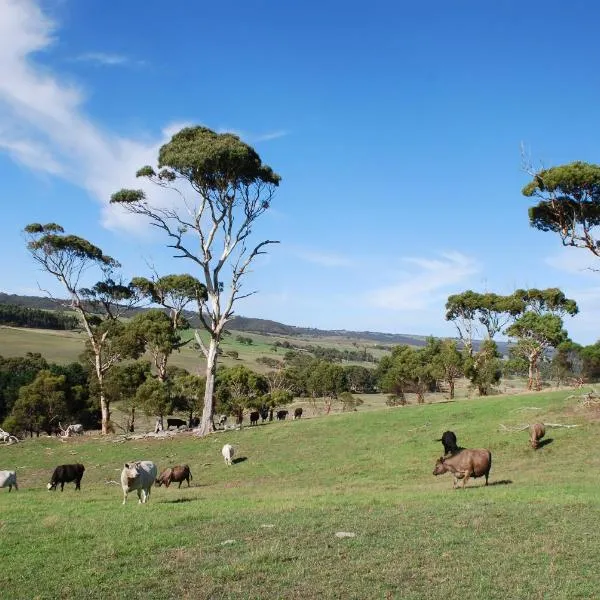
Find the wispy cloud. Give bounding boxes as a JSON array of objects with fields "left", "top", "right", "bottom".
[
  {"left": 217, "top": 126, "right": 289, "bottom": 144},
  {"left": 295, "top": 249, "right": 354, "bottom": 268},
  {"left": 366, "top": 251, "right": 480, "bottom": 311},
  {"left": 254, "top": 130, "right": 289, "bottom": 142},
  {"left": 73, "top": 52, "right": 144, "bottom": 67},
  {"left": 545, "top": 247, "right": 600, "bottom": 277},
  {"left": 0, "top": 0, "right": 283, "bottom": 235},
  {"left": 0, "top": 0, "right": 192, "bottom": 232}
]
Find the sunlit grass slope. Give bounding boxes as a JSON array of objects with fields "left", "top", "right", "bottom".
[{"left": 0, "top": 389, "right": 598, "bottom": 599}]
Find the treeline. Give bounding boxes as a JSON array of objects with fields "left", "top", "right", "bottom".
[
  {"left": 0, "top": 304, "right": 79, "bottom": 330},
  {"left": 272, "top": 341, "right": 377, "bottom": 363}
]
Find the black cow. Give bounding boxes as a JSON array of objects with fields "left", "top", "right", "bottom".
[
  {"left": 167, "top": 418, "right": 187, "bottom": 429},
  {"left": 188, "top": 417, "right": 200, "bottom": 428},
  {"left": 217, "top": 415, "right": 228, "bottom": 428},
  {"left": 249, "top": 411, "right": 260, "bottom": 426},
  {"left": 276, "top": 410, "right": 288, "bottom": 421},
  {"left": 259, "top": 406, "right": 269, "bottom": 422},
  {"left": 47, "top": 463, "right": 85, "bottom": 491},
  {"left": 436, "top": 431, "right": 459, "bottom": 455},
  {"left": 294, "top": 407, "right": 303, "bottom": 419}
]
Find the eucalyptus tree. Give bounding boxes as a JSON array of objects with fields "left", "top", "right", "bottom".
[
  {"left": 111, "top": 126, "right": 281, "bottom": 436},
  {"left": 24, "top": 223, "right": 142, "bottom": 434},
  {"left": 523, "top": 161, "right": 600, "bottom": 258},
  {"left": 504, "top": 288, "right": 578, "bottom": 390},
  {"left": 427, "top": 338, "right": 464, "bottom": 399}
]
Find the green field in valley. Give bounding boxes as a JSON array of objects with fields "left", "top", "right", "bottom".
[{"left": 0, "top": 388, "right": 598, "bottom": 599}]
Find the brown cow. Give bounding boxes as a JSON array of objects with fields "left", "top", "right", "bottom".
[
  {"left": 529, "top": 423, "right": 545, "bottom": 449},
  {"left": 155, "top": 464, "right": 193, "bottom": 488},
  {"left": 432, "top": 449, "right": 492, "bottom": 489}
]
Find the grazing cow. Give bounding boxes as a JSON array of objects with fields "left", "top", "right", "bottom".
[
  {"left": 222, "top": 444, "right": 235, "bottom": 466},
  {"left": 167, "top": 418, "right": 187, "bottom": 429},
  {"left": 47, "top": 463, "right": 85, "bottom": 491},
  {"left": 276, "top": 410, "right": 288, "bottom": 421},
  {"left": 294, "top": 407, "right": 303, "bottom": 420},
  {"left": 432, "top": 449, "right": 492, "bottom": 489},
  {"left": 249, "top": 411, "right": 260, "bottom": 426},
  {"left": 155, "top": 464, "right": 192, "bottom": 488},
  {"left": 436, "top": 430, "right": 459, "bottom": 455},
  {"left": 218, "top": 415, "right": 228, "bottom": 429},
  {"left": 0, "top": 470, "right": 18, "bottom": 492},
  {"left": 121, "top": 461, "right": 157, "bottom": 504},
  {"left": 188, "top": 416, "right": 200, "bottom": 428},
  {"left": 259, "top": 406, "right": 269, "bottom": 422},
  {"left": 530, "top": 423, "right": 546, "bottom": 449}
]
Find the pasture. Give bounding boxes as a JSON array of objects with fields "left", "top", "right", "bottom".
[{"left": 1, "top": 389, "right": 599, "bottom": 599}]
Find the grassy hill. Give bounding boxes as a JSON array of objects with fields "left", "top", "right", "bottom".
[
  {"left": 0, "top": 291, "right": 510, "bottom": 354},
  {"left": 0, "top": 388, "right": 598, "bottom": 599}
]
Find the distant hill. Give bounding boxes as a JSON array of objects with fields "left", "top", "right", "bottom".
[{"left": 0, "top": 291, "right": 509, "bottom": 354}]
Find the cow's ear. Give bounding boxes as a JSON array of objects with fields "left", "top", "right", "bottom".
[
  {"left": 439, "top": 457, "right": 445, "bottom": 463},
  {"left": 124, "top": 463, "right": 130, "bottom": 469}
]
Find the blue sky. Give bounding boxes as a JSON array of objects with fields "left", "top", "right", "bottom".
[{"left": 1, "top": 0, "right": 600, "bottom": 344}]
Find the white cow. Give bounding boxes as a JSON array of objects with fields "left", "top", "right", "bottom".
[
  {"left": 0, "top": 470, "right": 18, "bottom": 492},
  {"left": 222, "top": 444, "right": 235, "bottom": 466},
  {"left": 120, "top": 461, "right": 157, "bottom": 504}
]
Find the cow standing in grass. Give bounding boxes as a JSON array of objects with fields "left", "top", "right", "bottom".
[
  {"left": 0, "top": 470, "right": 18, "bottom": 492},
  {"left": 436, "top": 430, "right": 459, "bottom": 455},
  {"left": 47, "top": 464, "right": 85, "bottom": 491},
  {"left": 222, "top": 444, "right": 235, "bottom": 466},
  {"left": 530, "top": 423, "right": 545, "bottom": 449},
  {"left": 156, "top": 465, "right": 192, "bottom": 488},
  {"left": 121, "top": 461, "right": 157, "bottom": 504},
  {"left": 433, "top": 449, "right": 492, "bottom": 489}
]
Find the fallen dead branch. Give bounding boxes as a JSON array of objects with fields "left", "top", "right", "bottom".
[{"left": 499, "top": 422, "right": 579, "bottom": 432}]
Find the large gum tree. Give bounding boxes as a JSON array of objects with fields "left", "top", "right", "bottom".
[{"left": 111, "top": 126, "right": 281, "bottom": 436}]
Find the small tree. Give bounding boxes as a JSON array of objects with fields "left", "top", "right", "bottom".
[
  {"left": 8, "top": 370, "right": 67, "bottom": 436},
  {"left": 428, "top": 338, "right": 464, "bottom": 399},
  {"left": 215, "top": 365, "right": 269, "bottom": 424},
  {"left": 104, "top": 361, "right": 152, "bottom": 432},
  {"left": 505, "top": 289, "right": 578, "bottom": 391},
  {"left": 111, "top": 126, "right": 281, "bottom": 436},
  {"left": 505, "top": 313, "right": 570, "bottom": 391},
  {"left": 24, "top": 223, "right": 142, "bottom": 434}
]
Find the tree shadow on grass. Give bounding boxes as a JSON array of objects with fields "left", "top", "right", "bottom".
[
  {"left": 536, "top": 438, "right": 554, "bottom": 449},
  {"left": 232, "top": 456, "right": 248, "bottom": 465},
  {"left": 487, "top": 479, "right": 513, "bottom": 486}
]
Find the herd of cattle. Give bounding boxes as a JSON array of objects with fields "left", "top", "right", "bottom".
[
  {"left": 431, "top": 422, "right": 546, "bottom": 488},
  {"left": 0, "top": 420, "right": 548, "bottom": 497},
  {"left": 0, "top": 442, "right": 237, "bottom": 502}
]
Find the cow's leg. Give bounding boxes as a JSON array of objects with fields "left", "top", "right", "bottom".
[
  {"left": 76, "top": 479, "right": 81, "bottom": 490},
  {"left": 461, "top": 472, "right": 470, "bottom": 488},
  {"left": 178, "top": 481, "right": 182, "bottom": 489},
  {"left": 13, "top": 481, "right": 18, "bottom": 491},
  {"left": 61, "top": 482, "right": 65, "bottom": 491},
  {"left": 137, "top": 489, "right": 142, "bottom": 504},
  {"left": 122, "top": 491, "right": 128, "bottom": 505}
]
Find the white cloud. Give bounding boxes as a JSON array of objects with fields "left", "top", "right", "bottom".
[
  {"left": 0, "top": 0, "right": 283, "bottom": 236},
  {"left": 73, "top": 52, "right": 143, "bottom": 67},
  {"left": 366, "top": 251, "right": 480, "bottom": 311}
]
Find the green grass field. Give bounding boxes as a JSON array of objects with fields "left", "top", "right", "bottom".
[{"left": 0, "top": 388, "right": 598, "bottom": 599}]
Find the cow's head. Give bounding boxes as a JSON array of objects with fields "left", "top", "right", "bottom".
[
  {"left": 123, "top": 462, "right": 141, "bottom": 485},
  {"left": 432, "top": 457, "right": 447, "bottom": 476}
]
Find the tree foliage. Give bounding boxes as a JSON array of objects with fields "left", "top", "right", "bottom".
[{"left": 523, "top": 161, "right": 600, "bottom": 256}]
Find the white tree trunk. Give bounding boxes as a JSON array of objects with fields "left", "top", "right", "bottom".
[
  {"left": 197, "top": 337, "right": 219, "bottom": 436},
  {"left": 95, "top": 353, "right": 111, "bottom": 435}
]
